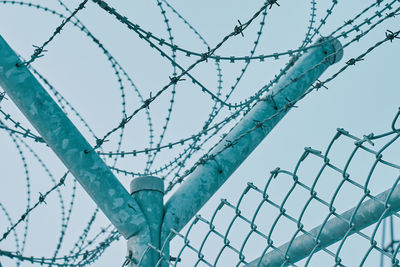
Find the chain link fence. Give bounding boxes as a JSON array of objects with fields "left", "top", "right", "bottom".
[
  {"left": 0, "top": 0, "right": 400, "bottom": 266},
  {"left": 142, "top": 108, "right": 400, "bottom": 266}
]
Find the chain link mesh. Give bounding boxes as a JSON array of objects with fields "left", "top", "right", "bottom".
[
  {"left": 137, "top": 109, "right": 400, "bottom": 266},
  {"left": 1, "top": 0, "right": 400, "bottom": 266}
]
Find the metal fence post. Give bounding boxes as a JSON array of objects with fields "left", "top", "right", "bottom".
[
  {"left": 0, "top": 34, "right": 146, "bottom": 239},
  {"left": 162, "top": 37, "right": 343, "bottom": 242},
  {"left": 128, "top": 176, "right": 164, "bottom": 266}
]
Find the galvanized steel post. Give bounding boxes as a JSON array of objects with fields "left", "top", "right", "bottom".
[
  {"left": 128, "top": 176, "right": 164, "bottom": 266},
  {"left": 162, "top": 37, "right": 344, "bottom": 242},
  {"left": 0, "top": 34, "right": 147, "bottom": 239}
]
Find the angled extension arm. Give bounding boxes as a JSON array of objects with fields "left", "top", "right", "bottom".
[
  {"left": 162, "top": 37, "right": 343, "bottom": 242},
  {"left": 0, "top": 34, "right": 146, "bottom": 240}
]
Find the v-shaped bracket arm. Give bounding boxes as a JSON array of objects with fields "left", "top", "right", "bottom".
[
  {"left": 0, "top": 34, "right": 146, "bottom": 239},
  {"left": 162, "top": 37, "right": 344, "bottom": 243}
]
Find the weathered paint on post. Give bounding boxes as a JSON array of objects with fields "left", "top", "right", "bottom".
[
  {"left": 162, "top": 37, "right": 344, "bottom": 242},
  {"left": 128, "top": 176, "right": 164, "bottom": 266},
  {"left": 246, "top": 180, "right": 400, "bottom": 267},
  {"left": 0, "top": 35, "right": 146, "bottom": 239}
]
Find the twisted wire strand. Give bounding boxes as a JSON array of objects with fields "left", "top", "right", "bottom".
[
  {"left": 0, "top": 0, "right": 399, "bottom": 266},
  {"left": 91, "top": 0, "right": 399, "bottom": 158},
  {"left": 164, "top": 12, "right": 400, "bottom": 191}
]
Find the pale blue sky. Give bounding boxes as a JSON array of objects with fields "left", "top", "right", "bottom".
[{"left": 0, "top": 0, "right": 400, "bottom": 266}]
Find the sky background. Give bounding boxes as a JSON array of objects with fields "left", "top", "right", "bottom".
[{"left": 0, "top": 0, "right": 400, "bottom": 266}]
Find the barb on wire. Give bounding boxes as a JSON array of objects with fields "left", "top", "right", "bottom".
[
  {"left": 1, "top": 0, "right": 400, "bottom": 266},
  {"left": 90, "top": 0, "right": 280, "bottom": 150},
  {"left": 164, "top": 20, "right": 400, "bottom": 191},
  {"left": 0, "top": 172, "right": 69, "bottom": 243},
  {"left": 17, "top": 0, "right": 88, "bottom": 67},
  {"left": 385, "top": 29, "right": 400, "bottom": 41},
  {"left": 92, "top": 0, "right": 400, "bottom": 158},
  {"left": 313, "top": 79, "right": 328, "bottom": 90},
  {"left": 346, "top": 57, "right": 364, "bottom": 65},
  {"left": 234, "top": 20, "right": 245, "bottom": 37},
  {"left": 268, "top": 0, "right": 280, "bottom": 9},
  {"left": 0, "top": 91, "right": 7, "bottom": 103},
  {"left": 0, "top": 108, "right": 45, "bottom": 143}
]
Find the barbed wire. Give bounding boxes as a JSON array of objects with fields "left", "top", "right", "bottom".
[
  {"left": 92, "top": 0, "right": 398, "bottom": 172},
  {"left": 17, "top": 0, "right": 88, "bottom": 67},
  {"left": 0, "top": 172, "right": 69, "bottom": 243},
  {"left": 1, "top": 0, "right": 400, "bottom": 266},
  {"left": 0, "top": 0, "right": 155, "bottom": 165},
  {"left": 163, "top": 8, "right": 400, "bottom": 192},
  {"left": 0, "top": 127, "right": 31, "bottom": 267},
  {"left": 0, "top": 229, "right": 120, "bottom": 266},
  {"left": 89, "top": 0, "right": 281, "bottom": 151},
  {"left": 96, "top": 0, "right": 398, "bottom": 165},
  {"left": 158, "top": 0, "right": 341, "bottom": 186},
  {"left": 0, "top": 0, "right": 394, "bottom": 159},
  {"left": 88, "top": 0, "right": 326, "bottom": 183},
  {"left": 146, "top": 0, "right": 227, "bottom": 172},
  {"left": 0, "top": 118, "right": 75, "bottom": 265},
  {"left": 0, "top": 107, "right": 44, "bottom": 143}
]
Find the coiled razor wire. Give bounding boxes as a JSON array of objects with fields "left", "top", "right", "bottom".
[{"left": 0, "top": 0, "right": 400, "bottom": 266}]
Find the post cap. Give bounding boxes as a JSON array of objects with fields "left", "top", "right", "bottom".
[{"left": 130, "top": 176, "right": 164, "bottom": 194}]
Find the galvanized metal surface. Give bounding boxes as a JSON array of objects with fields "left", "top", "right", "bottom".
[
  {"left": 130, "top": 176, "right": 164, "bottom": 194},
  {"left": 128, "top": 176, "right": 164, "bottom": 267},
  {"left": 161, "top": 37, "right": 343, "bottom": 243},
  {"left": 0, "top": 34, "right": 146, "bottom": 239}
]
